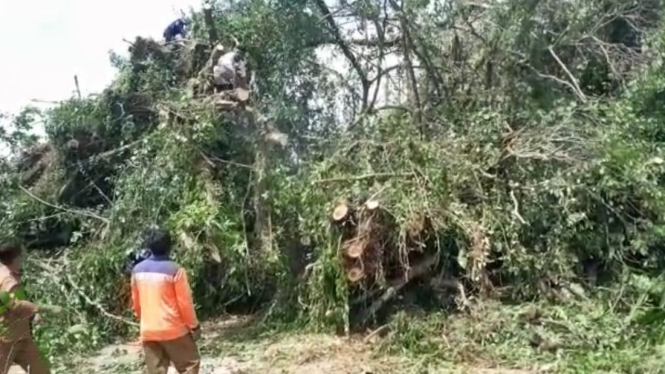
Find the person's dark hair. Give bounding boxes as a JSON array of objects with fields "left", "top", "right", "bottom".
[
  {"left": 142, "top": 229, "right": 172, "bottom": 256},
  {"left": 0, "top": 241, "right": 22, "bottom": 266}
]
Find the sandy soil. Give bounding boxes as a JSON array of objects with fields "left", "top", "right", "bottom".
[{"left": 7, "top": 317, "right": 538, "bottom": 374}]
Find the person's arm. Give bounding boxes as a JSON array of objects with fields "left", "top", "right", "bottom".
[
  {"left": 130, "top": 275, "right": 141, "bottom": 319},
  {"left": 0, "top": 282, "right": 49, "bottom": 326},
  {"left": 5, "top": 285, "right": 37, "bottom": 318},
  {"left": 173, "top": 268, "right": 198, "bottom": 330}
]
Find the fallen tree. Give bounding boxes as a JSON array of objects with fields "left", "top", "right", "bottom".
[{"left": 0, "top": 0, "right": 665, "bottom": 349}]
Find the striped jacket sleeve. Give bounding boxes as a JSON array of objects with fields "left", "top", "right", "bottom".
[
  {"left": 130, "top": 275, "right": 141, "bottom": 318},
  {"left": 173, "top": 268, "right": 198, "bottom": 329}
]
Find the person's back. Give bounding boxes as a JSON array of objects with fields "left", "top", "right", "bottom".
[
  {"left": 213, "top": 50, "right": 247, "bottom": 89},
  {"left": 163, "top": 18, "right": 186, "bottom": 42},
  {"left": 131, "top": 256, "right": 193, "bottom": 340},
  {"left": 130, "top": 229, "right": 201, "bottom": 374}
]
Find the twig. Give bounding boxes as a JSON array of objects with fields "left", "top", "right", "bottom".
[
  {"left": 548, "top": 46, "right": 587, "bottom": 102},
  {"left": 19, "top": 185, "right": 110, "bottom": 224},
  {"left": 74, "top": 75, "right": 82, "bottom": 100},
  {"left": 313, "top": 172, "right": 414, "bottom": 184},
  {"left": 510, "top": 189, "right": 526, "bottom": 225},
  {"left": 77, "top": 160, "right": 113, "bottom": 205},
  {"left": 363, "top": 324, "right": 391, "bottom": 343},
  {"left": 207, "top": 153, "right": 254, "bottom": 169},
  {"left": 87, "top": 139, "right": 144, "bottom": 163}
]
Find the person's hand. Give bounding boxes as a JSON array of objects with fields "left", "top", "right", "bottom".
[{"left": 191, "top": 325, "right": 201, "bottom": 341}]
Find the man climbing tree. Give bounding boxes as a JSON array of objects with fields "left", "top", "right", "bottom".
[
  {"left": 131, "top": 229, "right": 201, "bottom": 374},
  {"left": 212, "top": 41, "right": 250, "bottom": 102},
  {"left": 163, "top": 18, "right": 188, "bottom": 42},
  {"left": 0, "top": 241, "right": 61, "bottom": 374}
]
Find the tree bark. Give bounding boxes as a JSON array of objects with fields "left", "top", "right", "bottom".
[{"left": 203, "top": 3, "right": 219, "bottom": 45}]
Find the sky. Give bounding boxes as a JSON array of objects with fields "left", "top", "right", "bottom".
[{"left": 0, "top": 0, "right": 201, "bottom": 118}]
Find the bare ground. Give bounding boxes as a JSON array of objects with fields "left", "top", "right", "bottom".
[{"left": 8, "top": 317, "right": 538, "bottom": 374}]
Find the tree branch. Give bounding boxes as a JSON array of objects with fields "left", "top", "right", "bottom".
[
  {"left": 312, "top": 0, "right": 370, "bottom": 110},
  {"left": 548, "top": 46, "right": 587, "bottom": 102},
  {"left": 19, "top": 185, "right": 110, "bottom": 224}
]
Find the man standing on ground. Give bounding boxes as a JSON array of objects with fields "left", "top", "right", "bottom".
[
  {"left": 131, "top": 229, "right": 201, "bottom": 374},
  {"left": 0, "top": 241, "right": 58, "bottom": 374}
]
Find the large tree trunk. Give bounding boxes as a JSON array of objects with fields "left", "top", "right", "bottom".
[
  {"left": 202, "top": 3, "right": 219, "bottom": 45},
  {"left": 251, "top": 112, "right": 274, "bottom": 254}
]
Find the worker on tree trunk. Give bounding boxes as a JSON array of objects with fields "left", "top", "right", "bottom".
[
  {"left": 0, "top": 241, "right": 61, "bottom": 374},
  {"left": 213, "top": 43, "right": 250, "bottom": 101},
  {"left": 163, "top": 18, "right": 188, "bottom": 42},
  {"left": 131, "top": 229, "right": 201, "bottom": 374}
]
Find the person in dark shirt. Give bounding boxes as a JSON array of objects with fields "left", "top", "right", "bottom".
[{"left": 163, "top": 18, "right": 188, "bottom": 42}]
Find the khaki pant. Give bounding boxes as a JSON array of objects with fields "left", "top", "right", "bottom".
[
  {"left": 143, "top": 333, "right": 200, "bottom": 374},
  {"left": 0, "top": 337, "right": 49, "bottom": 374}
]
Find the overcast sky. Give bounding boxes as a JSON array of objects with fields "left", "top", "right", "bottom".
[{"left": 0, "top": 0, "right": 201, "bottom": 117}]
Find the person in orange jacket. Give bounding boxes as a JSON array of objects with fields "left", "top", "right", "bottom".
[{"left": 130, "top": 229, "right": 201, "bottom": 374}]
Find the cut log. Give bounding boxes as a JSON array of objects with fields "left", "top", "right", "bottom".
[
  {"left": 347, "top": 267, "right": 365, "bottom": 283},
  {"left": 332, "top": 203, "right": 349, "bottom": 221},
  {"left": 344, "top": 241, "right": 365, "bottom": 259},
  {"left": 300, "top": 236, "right": 311, "bottom": 246},
  {"left": 365, "top": 199, "right": 379, "bottom": 210},
  {"left": 236, "top": 87, "right": 250, "bottom": 102}
]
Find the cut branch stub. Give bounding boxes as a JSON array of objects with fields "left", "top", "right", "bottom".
[
  {"left": 365, "top": 199, "right": 379, "bottom": 210},
  {"left": 344, "top": 240, "right": 365, "bottom": 259},
  {"left": 236, "top": 87, "right": 250, "bottom": 102},
  {"left": 332, "top": 203, "right": 350, "bottom": 222},
  {"left": 347, "top": 267, "right": 365, "bottom": 283}
]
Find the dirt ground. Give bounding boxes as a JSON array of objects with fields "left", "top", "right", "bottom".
[{"left": 7, "top": 317, "right": 537, "bottom": 374}]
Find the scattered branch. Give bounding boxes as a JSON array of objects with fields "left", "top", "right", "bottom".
[
  {"left": 34, "top": 260, "right": 138, "bottom": 326},
  {"left": 548, "top": 46, "right": 588, "bottom": 103},
  {"left": 313, "top": 172, "right": 415, "bottom": 184},
  {"left": 18, "top": 185, "right": 110, "bottom": 224},
  {"left": 510, "top": 189, "right": 526, "bottom": 225}
]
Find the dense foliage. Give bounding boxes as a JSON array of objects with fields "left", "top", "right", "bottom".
[{"left": 4, "top": 0, "right": 665, "bottom": 369}]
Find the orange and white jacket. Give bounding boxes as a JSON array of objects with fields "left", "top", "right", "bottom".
[{"left": 130, "top": 255, "right": 199, "bottom": 342}]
